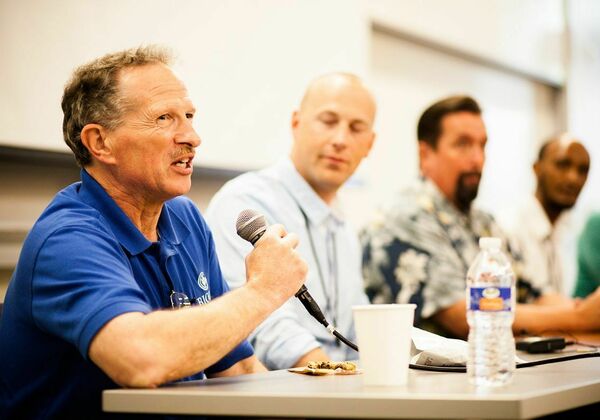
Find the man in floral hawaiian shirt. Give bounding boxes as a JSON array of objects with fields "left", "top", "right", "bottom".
[{"left": 361, "top": 95, "right": 600, "bottom": 338}]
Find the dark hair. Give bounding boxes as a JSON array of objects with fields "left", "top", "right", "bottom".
[
  {"left": 61, "top": 45, "right": 173, "bottom": 167},
  {"left": 417, "top": 95, "right": 481, "bottom": 148}
]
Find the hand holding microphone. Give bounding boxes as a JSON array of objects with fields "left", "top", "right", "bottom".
[
  {"left": 236, "top": 209, "right": 358, "bottom": 352},
  {"left": 235, "top": 210, "right": 308, "bottom": 306}
]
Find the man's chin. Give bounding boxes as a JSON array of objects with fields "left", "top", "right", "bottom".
[
  {"left": 454, "top": 188, "right": 479, "bottom": 213},
  {"left": 552, "top": 198, "right": 577, "bottom": 211},
  {"left": 164, "top": 181, "right": 192, "bottom": 200}
]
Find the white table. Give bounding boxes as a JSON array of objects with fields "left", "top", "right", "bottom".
[{"left": 103, "top": 356, "right": 600, "bottom": 419}]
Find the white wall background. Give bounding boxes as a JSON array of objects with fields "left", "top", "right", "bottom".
[
  {"left": 566, "top": 0, "right": 600, "bottom": 217},
  {"left": 0, "top": 0, "right": 367, "bottom": 170},
  {"left": 366, "top": 0, "right": 566, "bottom": 85}
]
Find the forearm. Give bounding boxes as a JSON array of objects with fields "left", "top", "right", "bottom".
[
  {"left": 431, "top": 300, "right": 470, "bottom": 339},
  {"left": 513, "top": 303, "right": 579, "bottom": 334},
  {"left": 429, "top": 297, "right": 596, "bottom": 338},
  {"left": 91, "top": 224, "right": 307, "bottom": 387},
  {"left": 534, "top": 293, "right": 572, "bottom": 306},
  {"left": 90, "top": 283, "right": 281, "bottom": 387}
]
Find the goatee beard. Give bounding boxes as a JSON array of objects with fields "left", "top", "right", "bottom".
[{"left": 455, "top": 172, "right": 481, "bottom": 213}]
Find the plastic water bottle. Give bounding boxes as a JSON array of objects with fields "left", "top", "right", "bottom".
[{"left": 466, "top": 237, "right": 516, "bottom": 386}]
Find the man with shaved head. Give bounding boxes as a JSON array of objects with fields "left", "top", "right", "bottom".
[
  {"left": 206, "top": 73, "right": 376, "bottom": 369},
  {"left": 510, "top": 135, "right": 590, "bottom": 297}
]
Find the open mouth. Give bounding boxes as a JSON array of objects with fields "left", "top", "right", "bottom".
[{"left": 173, "top": 157, "right": 193, "bottom": 169}]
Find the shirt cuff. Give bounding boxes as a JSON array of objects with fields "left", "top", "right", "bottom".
[
  {"left": 252, "top": 330, "right": 321, "bottom": 370},
  {"left": 78, "top": 300, "right": 152, "bottom": 360}
]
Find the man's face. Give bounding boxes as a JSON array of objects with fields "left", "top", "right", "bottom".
[
  {"left": 535, "top": 141, "right": 590, "bottom": 210},
  {"left": 104, "top": 64, "right": 201, "bottom": 203},
  {"left": 420, "top": 112, "right": 487, "bottom": 212},
  {"left": 290, "top": 78, "right": 376, "bottom": 200}
]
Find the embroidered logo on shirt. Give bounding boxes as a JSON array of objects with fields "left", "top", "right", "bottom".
[{"left": 197, "top": 272, "right": 209, "bottom": 291}]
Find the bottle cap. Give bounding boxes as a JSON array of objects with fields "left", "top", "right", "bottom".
[{"left": 479, "top": 237, "right": 501, "bottom": 250}]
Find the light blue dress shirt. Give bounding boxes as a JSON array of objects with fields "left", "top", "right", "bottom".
[{"left": 206, "top": 158, "right": 368, "bottom": 369}]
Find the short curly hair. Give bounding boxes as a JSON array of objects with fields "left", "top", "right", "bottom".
[{"left": 61, "top": 45, "right": 173, "bottom": 166}]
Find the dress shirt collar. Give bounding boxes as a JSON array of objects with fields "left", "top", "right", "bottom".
[
  {"left": 524, "top": 195, "right": 554, "bottom": 241},
  {"left": 78, "top": 169, "right": 190, "bottom": 255},
  {"left": 272, "top": 158, "right": 344, "bottom": 228},
  {"left": 524, "top": 195, "right": 573, "bottom": 241}
]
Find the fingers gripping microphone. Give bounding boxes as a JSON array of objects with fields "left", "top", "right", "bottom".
[
  {"left": 236, "top": 210, "right": 327, "bottom": 325},
  {"left": 236, "top": 209, "right": 358, "bottom": 352}
]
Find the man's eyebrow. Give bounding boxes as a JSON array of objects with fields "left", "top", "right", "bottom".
[
  {"left": 351, "top": 119, "right": 369, "bottom": 126},
  {"left": 148, "top": 101, "right": 196, "bottom": 114},
  {"left": 317, "top": 110, "right": 337, "bottom": 117}
]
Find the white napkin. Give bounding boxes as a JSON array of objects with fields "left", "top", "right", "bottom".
[
  {"left": 410, "top": 327, "right": 468, "bottom": 367},
  {"left": 410, "top": 327, "right": 525, "bottom": 367}
]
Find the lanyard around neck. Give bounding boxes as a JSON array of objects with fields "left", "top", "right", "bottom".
[{"left": 297, "top": 205, "right": 339, "bottom": 333}]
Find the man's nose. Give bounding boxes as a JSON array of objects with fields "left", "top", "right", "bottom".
[
  {"left": 331, "top": 124, "right": 350, "bottom": 148},
  {"left": 175, "top": 119, "right": 201, "bottom": 148},
  {"left": 565, "top": 166, "right": 585, "bottom": 185},
  {"left": 470, "top": 145, "right": 485, "bottom": 170}
]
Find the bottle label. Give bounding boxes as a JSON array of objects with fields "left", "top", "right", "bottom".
[{"left": 469, "top": 286, "right": 512, "bottom": 311}]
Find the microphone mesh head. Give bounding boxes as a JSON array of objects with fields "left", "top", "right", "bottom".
[{"left": 236, "top": 209, "right": 267, "bottom": 244}]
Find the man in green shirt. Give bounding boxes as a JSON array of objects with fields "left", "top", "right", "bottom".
[{"left": 574, "top": 213, "right": 600, "bottom": 297}]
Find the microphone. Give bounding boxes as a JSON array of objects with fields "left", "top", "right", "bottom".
[{"left": 236, "top": 209, "right": 358, "bottom": 352}]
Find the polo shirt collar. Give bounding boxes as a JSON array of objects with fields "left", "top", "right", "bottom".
[
  {"left": 157, "top": 202, "right": 191, "bottom": 247},
  {"left": 78, "top": 170, "right": 189, "bottom": 255},
  {"left": 273, "top": 158, "right": 344, "bottom": 227}
]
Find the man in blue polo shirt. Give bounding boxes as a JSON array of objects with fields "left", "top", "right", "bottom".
[{"left": 0, "top": 46, "right": 307, "bottom": 418}]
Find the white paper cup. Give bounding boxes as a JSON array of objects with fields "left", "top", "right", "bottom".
[{"left": 353, "top": 304, "right": 416, "bottom": 386}]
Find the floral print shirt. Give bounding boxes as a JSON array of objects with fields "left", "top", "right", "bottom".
[{"left": 361, "top": 178, "right": 541, "bottom": 334}]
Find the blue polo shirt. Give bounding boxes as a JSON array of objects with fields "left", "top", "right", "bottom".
[{"left": 0, "top": 170, "right": 254, "bottom": 419}]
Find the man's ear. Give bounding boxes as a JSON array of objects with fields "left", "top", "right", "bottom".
[
  {"left": 533, "top": 161, "right": 542, "bottom": 179},
  {"left": 419, "top": 141, "right": 433, "bottom": 170},
  {"left": 290, "top": 110, "right": 300, "bottom": 132},
  {"left": 80, "top": 124, "right": 117, "bottom": 165}
]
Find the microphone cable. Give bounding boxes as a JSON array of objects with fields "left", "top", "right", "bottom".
[{"left": 294, "top": 285, "right": 358, "bottom": 352}]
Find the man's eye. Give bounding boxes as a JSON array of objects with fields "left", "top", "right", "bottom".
[
  {"left": 578, "top": 165, "right": 590, "bottom": 176},
  {"left": 158, "top": 114, "right": 171, "bottom": 121},
  {"left": 351, "top": 123, "right": 367, "bottom": 133},
  {"left": 555, "top": 160, "right": 569, "bottom": 169},
  {"left": 186, "top": 113, "right": 194, "bottom": 120},
  {"left": 320, "top": 119, "right": 337, "bottom": 126}
]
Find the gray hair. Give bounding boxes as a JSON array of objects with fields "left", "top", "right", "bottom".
[{"left": 61, "top": 45, "right": 173, "bottom": 166}]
